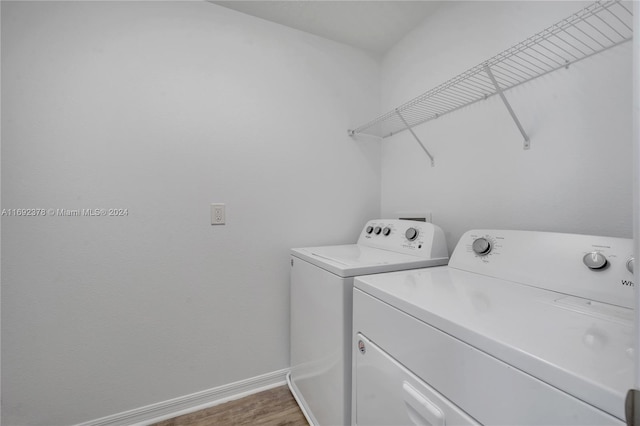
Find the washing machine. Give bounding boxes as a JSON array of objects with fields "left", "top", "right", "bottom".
[
  {"left": 288, "top": 219, "right": 449, "bottom": 426},
  {"left": 353, "top": 229, "right": 634, "bottom": 425}
]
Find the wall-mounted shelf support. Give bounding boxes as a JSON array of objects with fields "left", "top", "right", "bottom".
[
  {"left": 395, "top": 109, "right": 435, "bottom": 166},
  {"left": 483, "top": 64, "right": 531, "bottom": 150}
]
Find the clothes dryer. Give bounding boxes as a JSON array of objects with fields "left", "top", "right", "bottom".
[
  {"left": 288, "top": 219, "right": 449, "bottom": 426},
  {"left": 353, "top": 229, "right": 634, "bottom": 425}
]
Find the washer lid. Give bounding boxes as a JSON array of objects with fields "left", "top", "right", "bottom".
[
  {"left": 354, "top": 267, "right": 634, "bottom": 421},
  {"left": 291, "top": 245, "right": 448, "bottom": 277}
]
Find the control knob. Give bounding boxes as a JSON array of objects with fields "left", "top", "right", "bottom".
[
  {"left": 472, "top": 238, "right": 492, "bottom": 256},
  {"left": 366, "top": 226, "right": 374, "bottom": 234},
  {"left": 383, "top": 227, "right": 391, "bottom": 236},
  {"left": 405, "top": 228, "right": 419, "bottom": 241},
  {"left": 374, "top": 226, "right": 382, "bottom": 235},
  {"left": 583, "top": 252, "right": 608, "bottom": 270},
  {"left": 627, "top": 257, "right": 634, "bottom": 274}
]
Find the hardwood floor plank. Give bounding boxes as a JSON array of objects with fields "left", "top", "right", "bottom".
[{"left": 152, "top": 385, "right": 308, "bottom": 426}]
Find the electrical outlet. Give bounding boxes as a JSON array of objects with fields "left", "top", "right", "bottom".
[{"left": 211, "top": 203, "right": 225, "bottom": 225}]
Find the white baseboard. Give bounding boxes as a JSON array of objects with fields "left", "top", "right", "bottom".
[{"left": 74, "top": 368, "right": 290, "bottom": 426}]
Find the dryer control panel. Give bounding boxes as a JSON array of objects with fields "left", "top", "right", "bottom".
[
  {"left": 357, "top": 219, "right": 448, "bottom": 259},
  {"left": 450, "top": 230, "right": 634, "bottom": 309}
]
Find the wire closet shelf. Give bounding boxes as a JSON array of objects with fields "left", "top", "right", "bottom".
[{"left": 348, "top": 0, "right": 633, "bottom": 162}]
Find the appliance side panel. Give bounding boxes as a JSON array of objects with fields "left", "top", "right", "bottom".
[{"left": 290, "top": 257, "right": 351, "bottom": 426}]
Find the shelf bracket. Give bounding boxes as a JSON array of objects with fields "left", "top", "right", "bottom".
[
  {"left": 395, "top": 109, "right": 435, "bottom": 167},
  {"left": 484, "top": 64, "right": 531, "bottom": 150}
]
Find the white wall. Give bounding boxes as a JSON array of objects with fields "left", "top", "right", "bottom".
[
  {"left": 380, "top": 1, "right": 633, "bottom": 252},
  {"left": 1, "top": 2, "right": 380, "bottom": 425}
]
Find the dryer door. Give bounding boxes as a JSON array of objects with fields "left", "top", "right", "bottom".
[{"left": 354, "top": 333, "right": 479, "bottom": 426}]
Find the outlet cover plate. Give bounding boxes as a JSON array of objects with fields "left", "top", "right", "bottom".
[{"left": 211, "top": 203, "right": 225, "bottom": 225}]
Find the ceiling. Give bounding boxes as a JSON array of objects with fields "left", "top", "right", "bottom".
[{"left": 210, "top": 1, "right": 443, "bottom": 56}]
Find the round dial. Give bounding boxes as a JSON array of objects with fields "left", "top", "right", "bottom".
[
  {"left": 627, "top": 257, "right": 635, "bottom": 274},
  {"left": 583, "top": 252, "right": 608, "bottom": 270},
  {"left": 374, "top": 226, "right": 382, "bottom": 235},
  {"left": 366, "top": 226, "right": 374, "bottom": 234},
  {"left": 382, "top": 227, "right": 391, "bottom": 236},
  {"left": 472, "top": 238, "right": 492, "bottom": 256},
  {"left": 405, "top": 228, "right": 419, "bottom": 241}
]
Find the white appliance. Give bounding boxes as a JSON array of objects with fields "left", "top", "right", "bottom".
[
  {"left": 288, "top": 219, "right": 449, "bottom": 426},
  {"left": 353, "top": 229, "right": 634, "bottom": 425}
]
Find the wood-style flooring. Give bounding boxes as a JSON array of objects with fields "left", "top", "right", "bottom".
[{"left": 152, "top": 385, "right": 309, "bottom": 426}]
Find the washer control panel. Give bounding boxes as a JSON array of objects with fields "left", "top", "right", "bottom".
[
  {"left": 450, "top": 229, "right": 634, "bottom": 309},
  {"left": 358, "top": 219, "right": 448, "bottom": 259}
]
